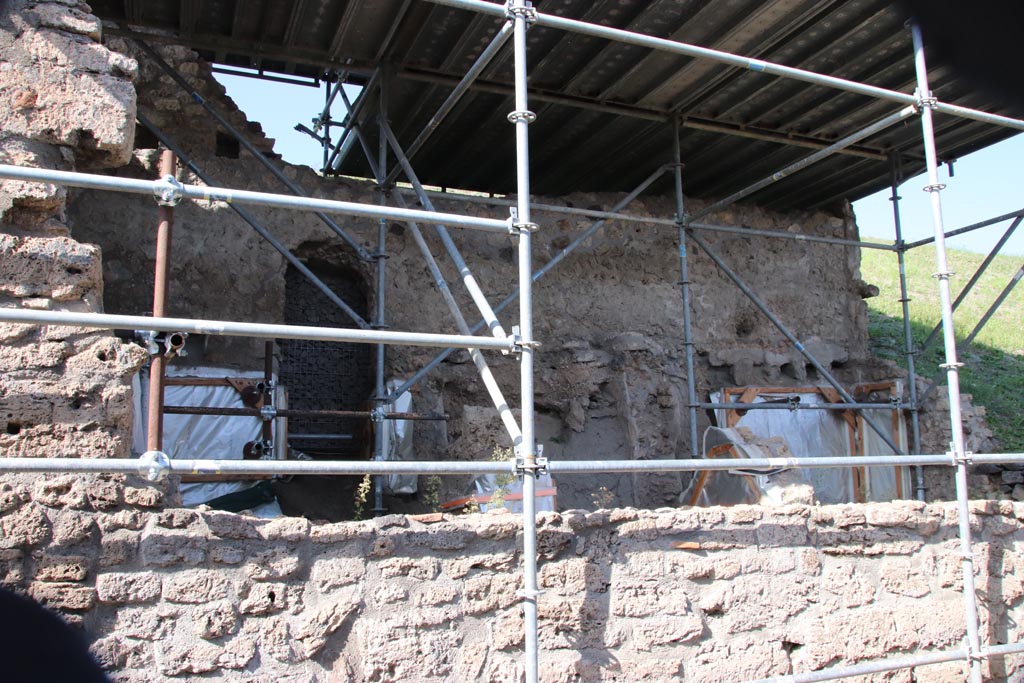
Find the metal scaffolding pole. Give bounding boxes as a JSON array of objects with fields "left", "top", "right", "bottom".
[
  {"left": 373, "top": 73, "right": 390, "bottom": 516},
  {"left": 146, "top": 149, "right": 177, "bottom": 453},
  {"left": 380, "top": 120, "right": 509, "bottom": 340},
  {"left": 918, "top": 261, "right": 1024, "bottom": 408},
  {"left": 393, "top": 187, "right": 899, "bottom": 251},
  {"left": 698, "top": 402, "right": 907, "bottom": 411},
  {"left": 423, "top": 0, "right": 1024, "bottom": 132},
  {"left": 131, "top": 37, "right": 374, "bottom": 262},
  {"left": 508, "top": 2, "right": 540, "bottom": 681},
  {"left": 136, "top": 113, "right": 371, "bottom": 330},
  {"left": 904, "top": 208, "right": 1024, "bottom": 250},
  {"left": 5, "top": 452, "right": 1024, "bottom": 477},
  {"left": 917, "top": 215, "right": 1022, "bottom": 357},
  {"left": 380, "top": 19, "right": 515, "bottom": 188},
  {"left": 327, "top": 70, "right": 381, "bottom": 172},
  {"left": 887, "top": 157, "right": 925, "bottom": 500},
  {"left": 341, "top": 82, "right": 523, "bottom": 448},
  {"left": 687, "top": 230, "right": 905, "bottom": 455},
  {"left": 910, "top": 23, "right": 983, "bottom": 683},
  {"left": 0, "top": 308, "right": 516, "bottom": 352},
  {"left": 387, "top": 163, "right": 668, "bottom": 401},
  {"left": 689, "top": 106, "right": 917, "bottom": 222},
  {"left": 671, "top": 119, "right": 699, "bottom": 459},
  {"left": 0, "top": 164, "right": 511, "bottom": 234}
]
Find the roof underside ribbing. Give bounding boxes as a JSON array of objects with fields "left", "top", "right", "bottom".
[{"left": 92, "top": 0, "right": 1021, "bottom": 211}]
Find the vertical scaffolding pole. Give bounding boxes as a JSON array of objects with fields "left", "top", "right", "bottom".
[
  {"left": 888, "top": 156, "right": 924, "bottom": 500},
  {"left": 146, "top": 149, "right": 177, "bottom": 453},
  {"left": 910, "top": 23, "right": 983, "bottom": 683},
  {"left": 509, "top": 2, "right": 540, "bottom": 681},
  {"left": 372, "top": 72, "right": 390, "bottom": 516},
  {"left": 671, "top": 119, "right": 700, "bottom": 459}
]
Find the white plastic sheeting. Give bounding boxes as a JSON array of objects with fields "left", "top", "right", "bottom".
[
  {"left": 707, "top": 388, "right": 910, "bottom": 505},
  {"left": 381, "top": 379, "right": 417, "bottom": 495},
  {"left": 133, "top": 366, "right": 281, "bottom": 507}
]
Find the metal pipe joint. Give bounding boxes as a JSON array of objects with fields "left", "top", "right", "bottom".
[{"left": 153, "top": 175, "right": 184, "bottom": 206}]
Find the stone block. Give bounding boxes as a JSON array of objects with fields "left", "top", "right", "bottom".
[
  {"left": 631, "top": 614, "right": 704, "bottom": 651},
  {"left": 259, "top": 516, "right": 310, "bottom": 542},
  {"left": 378, "top": 556, "right": 440, "bottom": 580},
  {"left": 194, "top": 600, "right": 239, "bottom": 640},
  {"left": 244, "top": 546, "right": 303, "bottom": 581},
  {"left": 162, "top": 569, "right": 231, "bottom": 604},
  {"left": 35, "top": 552, "right": 89, "bottom": 582},
  {"left": 311, "top": 556, "right": 365, "bottom": 591},
  {"left": 96, "top": 571, "right": 161, "bottom": 604},
  {"left": 203, "top": 510, "right": 260, "bottom": 539},
  {"left": 238, "top": 581, "right": 287, "bottom": 615},
  {"left": 29, "top": 581, "right": 95, "bottom": 611},
  {"left": 140, "top": 530, "right": 205, "bottom": 567},
  {"left": 99, "top": 528, "right": 139, "bottom": 567},
  {"left": 293, "top": 589, "right": 360, "bottom": 658},
  {"left": 0, "top": 502, "right": 51, "bottom": 548}
]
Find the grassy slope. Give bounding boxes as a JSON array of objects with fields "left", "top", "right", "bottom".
[{"left": 860, "top": 244, "right": 1023, "bottom": 451}]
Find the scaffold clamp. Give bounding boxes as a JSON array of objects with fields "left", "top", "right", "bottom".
[
  {"left": 507, "top": 208, "right": 539, "bottom": 235},
  {"left": 370, "top": 405, "right": 387, "bottom": 423},
  {"left": 505, "top": 0, "right": 537, "bottom": 23},
  {"left": 153, "top": 174, "right": 184, "bottom": 206},
  {"left": 515, "top": 455, "right": 549, "bottom": 475},
  {"left": 138, "top": 450, "right": 171, "bottom": 482},
  {"left": 949, "top": 449, "right": 973, "bottom": 466},
  {"left": 260, "top": 405, "right": 277, "bottom": 421},
  {"left": 507, "top": 110, "right": 537, "bottom": 124}
]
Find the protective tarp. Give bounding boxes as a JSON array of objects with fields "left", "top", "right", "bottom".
[
  {"left": 860, "top": 407, "right": 911, "bottom": 500},
  {"left": 133, "top": 367, "right": 278, "bottom": 507},
  {"left": 683, "top": 426, "right": 813, "bottom": 507},
  {"left": 707, "top": 388, "right": 910, "bottom": 505},
  {"left": 381, "top": 379, "right": 417, "bottom": 495}
]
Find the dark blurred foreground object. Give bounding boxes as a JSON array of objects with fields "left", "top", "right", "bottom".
[
  {"left": 0, "top": 587, "right": 111, "bottom": 683},
  {"left": 900, "top": 0, "right": 1024, "bottom": 116}
]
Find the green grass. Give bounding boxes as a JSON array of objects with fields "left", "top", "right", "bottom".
[{"left": 860, "top": 244, "right": 1024, "bottom": 451}]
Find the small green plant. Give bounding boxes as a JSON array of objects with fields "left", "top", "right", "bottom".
[
  {"left": 422, "top": 475, "right": 442, "bottom": 512},
  {"left": 463, "top": 497, "right": 480, "bottom": 515},
  {"left": 487, "top": 445, "right": 516, "bottom": 511},
  {"left": 353, "top": 474, "right": 372, "bottom": 520}
]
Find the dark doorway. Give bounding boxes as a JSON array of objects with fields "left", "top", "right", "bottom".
[{"left": 275, "top": 261, "right": 372, "bottom": 520}]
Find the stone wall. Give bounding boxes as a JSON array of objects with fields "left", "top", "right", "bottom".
[
  {"left": 2, "top": 494, "right": 1023, "bottom": 682},
  {"left": 0, "top": 0, "right": 148, "bottom": 462},
  {"left": 60, "top": 39, "right": 930, "bottom": 511}
]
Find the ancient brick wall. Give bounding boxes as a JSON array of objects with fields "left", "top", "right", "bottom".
[{"left": 1, "top": 497, "right": 1022, "bottom": 682}]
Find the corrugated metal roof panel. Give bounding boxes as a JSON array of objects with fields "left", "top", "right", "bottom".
[{"left": 91, "top": 0, "right": 1022, "bottom": 210}]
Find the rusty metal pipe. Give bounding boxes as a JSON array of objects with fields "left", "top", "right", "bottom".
[
  {"left": 163, "top": 405, "right": 448, "bottom": 421},
  {"left": 146, "top": 150, "right": 176, "bottom": 452}
]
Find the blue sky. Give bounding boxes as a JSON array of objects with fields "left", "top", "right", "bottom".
[{"left": 217, "top": 73, "right": 1024, "bottom": 257}]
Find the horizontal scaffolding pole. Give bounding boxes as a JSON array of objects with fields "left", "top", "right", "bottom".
[
  {"left": 0, "top": 308, "right": 516, "bottom": 352},
  {"left": 748, "top": 639, "right": 1024, "bottom": 683},
  {"left": 392, "top": 67, "right": 891, "bottom": 159},
  {"left": 745, "top": 647, "right": 967, "bottom": 683},
  {"left": 699, "top": 402, "right": 906, "bottom": 411},
  {"left": 163, "top": 406, "right": 448, "bottom": 421},
  {"left": 0, "top": 165, "right": 511, "bottom": 234},
  {"left": 137, "top": 112, "right": 370, "bottom": 329},
  {"left": 424, "top": 0, "right": 1024, "bottom": 132},
  {"left": 2, "top": 452, "right": 1023, "bottom": 477},
  {"left": 132, "top": 37, "right": 375, "bottom": 262},
  {"left": 0, "top": 458, "right": 515, "bottom": 477},
  {"left": 690, "top": 106, "right": 917, "bottom": 221},
  {"left": 904, "top": 207, "right": 1024, "bottom": 250},
  {"left": 394, "top": 188, "right": 898, "bottom": 251}
]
